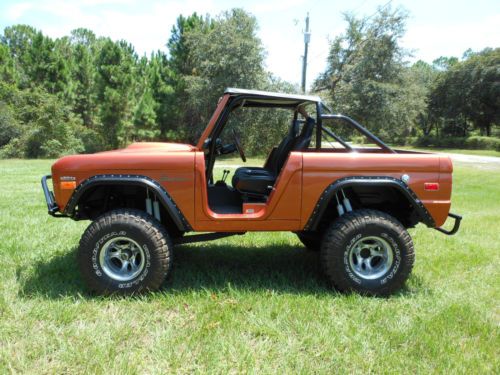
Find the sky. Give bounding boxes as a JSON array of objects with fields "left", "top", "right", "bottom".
[{"left": 1, "top": 0, "right": 499, "bottom": 89}]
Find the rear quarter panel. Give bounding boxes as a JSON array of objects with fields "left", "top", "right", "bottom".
[{"left": 301, "top": 152, "right": 452, "bottom": 227}]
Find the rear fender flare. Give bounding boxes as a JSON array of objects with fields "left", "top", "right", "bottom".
[
  {"left": 63, "top": 174, "right": 192, "bottom": 231},
  {"left": 304, "top": 176, "right": 435, "bottom": 231}
]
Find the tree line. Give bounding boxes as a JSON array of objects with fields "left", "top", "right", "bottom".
[
  {"left": 314, "top": 7, "right": 499, "bottom": 150},
  {"left": 0, "top": 6, "right": 498, "bottom": 158}
]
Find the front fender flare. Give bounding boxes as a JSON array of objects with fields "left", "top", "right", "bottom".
[
  {"left": 63, "top": 174, "right": 192, "bottom": 231},
  {"left": 303, "top": 176, "right": 435, "bottom": 231}
]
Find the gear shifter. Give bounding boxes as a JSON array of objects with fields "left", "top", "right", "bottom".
[{"left": 215, "top": 169, "right": 230, "bottom": 186}]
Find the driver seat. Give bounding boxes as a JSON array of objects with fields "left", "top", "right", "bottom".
[{"left": 232, "top": 117, "right": 315, "bottom": 197}]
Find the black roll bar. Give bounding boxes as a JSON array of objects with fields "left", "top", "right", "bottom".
[
  {"left": 321, "top": 125, "right": 353, "bottom": 151},
  {"left": 321, "top": 114, "right": 396, "bottom": 154}
]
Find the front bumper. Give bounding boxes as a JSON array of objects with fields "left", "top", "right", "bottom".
[{"left": 41, "top": 175, "right": 64, "bottom": 216}]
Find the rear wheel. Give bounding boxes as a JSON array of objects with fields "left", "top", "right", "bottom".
[
  {"left": 320, "top": 209, "right": 414, "bottom": 296},
  {"left": 78, "top": 209, "right": 172, "bottom": 295}
]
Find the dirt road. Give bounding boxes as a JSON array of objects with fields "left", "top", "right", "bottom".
[{"left": 438, "top": 152, "right": 500, "bottom": 169}]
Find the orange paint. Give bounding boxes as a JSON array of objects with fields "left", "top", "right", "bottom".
[{"left": 49, "top": 91, "right": 455, "bottom": 231}]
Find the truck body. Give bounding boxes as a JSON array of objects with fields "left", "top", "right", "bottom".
[{"left": 42, "top": 88, "right": 461, "bottom": 296}]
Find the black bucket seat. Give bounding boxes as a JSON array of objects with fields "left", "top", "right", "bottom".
[{"left": 232, "top": 117, "right": 315, "bottom": 196}]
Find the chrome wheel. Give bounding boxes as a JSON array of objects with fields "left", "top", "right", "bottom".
[
  {"left": 99, "top": 237, "right": 145, "bottom": 282},
  {"left": 348, "top": 236, "right": 394, "bottom": 280}
]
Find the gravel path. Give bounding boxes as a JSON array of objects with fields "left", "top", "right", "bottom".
[{"left": 442, "top": 153, "right": 500, "bottom": 167}]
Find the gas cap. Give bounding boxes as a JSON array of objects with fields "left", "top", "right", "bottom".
[{"left": 401, "top": 174, "right": 410, "bottom": 184}]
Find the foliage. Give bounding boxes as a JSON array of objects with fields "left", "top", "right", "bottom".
[
  {"left": 0, "top": 7, "right": 498, "bottom": 158},
  {"left": 0, "top": 82, "right": 84, "bottom": 158},
  {"left": 429, "top": 48, "right": 500, "bottom": 137},
  {"left": 413, "top": 135, "right": 469, "bottom": 149},
  {"left": 171, "top": 9, "right": 266, "bottom": 142},
  {"left": 315, "top": 6, "right": 498, "bottom": 145},
  {"left": 95, "top": 39, "right": 137, "bottom": 148},
  {"left": 464, "top": 136, "right": 500, "bottom": 151},
  {"left": 314, "top": 6, "right": 422, "bottom": 142}
]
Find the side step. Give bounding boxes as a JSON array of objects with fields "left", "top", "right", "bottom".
[{"left": 174, "top": 232, "right": 245, "bottom": 245}]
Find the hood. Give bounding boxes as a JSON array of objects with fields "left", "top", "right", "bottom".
[
  {"left": 51, "top": 142, "right": 197, "bottom": 173},
  {"left": 98, "top": 142, "right": 197, "bottom": 154}
]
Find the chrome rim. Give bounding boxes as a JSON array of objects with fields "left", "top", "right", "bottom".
[
  {"left": 99, "top": 237, "right": 145, "bottom": 282},
  {"left": 348, "top": 236, "right": 394, "bottom": 280}
]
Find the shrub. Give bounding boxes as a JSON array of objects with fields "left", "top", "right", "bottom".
[
  {"left": 465, "top": 136, "right": 500, "bottom": 151},
  {"left": 413, "top": 135, "right": 500, "bottom": 151},
  {"left": 413, "top": 136, "right": 466, "bottom": 148},
  {"left": 0, "top": 138, "right": 24, "bottom": 158},
  {"left": 79, "top": 127, "right": 106, "bottom": 153}
]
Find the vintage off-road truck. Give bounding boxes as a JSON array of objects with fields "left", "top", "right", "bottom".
[{"left": 42, "top": 88, "right": 461, "bottom": 296}]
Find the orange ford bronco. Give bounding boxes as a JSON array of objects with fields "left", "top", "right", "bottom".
[{"left": 42, "top": 88, "right": 461, "bottom": 296}]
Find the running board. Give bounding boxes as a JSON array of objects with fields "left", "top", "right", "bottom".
[{"left": 174, "top": 232, "right": 245, "bottom": 245}]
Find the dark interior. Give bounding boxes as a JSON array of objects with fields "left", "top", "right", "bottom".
[
  {"left": 231, "top": 117, "right": 315, "bottom": 197},
  {"left": 204, "top": 93, "right": 396, "bottom": 215},
  {"left": 207, "top": 117, "right": 316, "bottom": 214},
  {"left": 206, "top": 96, "right": 317, "bottom": 214}
]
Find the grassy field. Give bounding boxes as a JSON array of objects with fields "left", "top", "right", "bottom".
[{"left": 0, "top": 158, "right": 499, "bottom": 374}]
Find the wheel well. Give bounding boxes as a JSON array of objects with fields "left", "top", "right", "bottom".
[
  {"left": 316, "top": 185, "right": 422, "bottom": 231},
  {"left": 73, "top": 184, "right": 184, "bottom": 237}
]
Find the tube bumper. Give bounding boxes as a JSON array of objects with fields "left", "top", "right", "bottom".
[
  {"left": 434, "top": 213, "right": 462, "bottom": 235},
  {"left": 41, "top": 175, "right": 64, "bottom": 217}
]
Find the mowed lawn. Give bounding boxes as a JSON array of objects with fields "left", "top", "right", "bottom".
[{"left": 0, "top": 158, "right": 499, "bottom": 374}]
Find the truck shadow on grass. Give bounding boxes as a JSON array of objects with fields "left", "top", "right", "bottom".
[{"left": 19, "top": 243, "right": 428, "bottom": 299}]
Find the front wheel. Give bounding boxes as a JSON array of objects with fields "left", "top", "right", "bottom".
[
  {"left": 320, "top": 209, "right": 414, "bottom": 296},
  {"left": 78, "top": 209, "right": 173, "bottom": 295}
]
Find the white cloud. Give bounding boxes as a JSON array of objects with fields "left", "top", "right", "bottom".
[
  {"left": 403, "top": 14, "right": 500, "bottom": 61},
  {"left": 248, "top": 0, "right": 307, "bottom": 15},
  {"left": 5, "top": 2, "right": 34, "bottom": 20},
  {"left": 3, "top": 0, "right": 224, "bottom": 56}
]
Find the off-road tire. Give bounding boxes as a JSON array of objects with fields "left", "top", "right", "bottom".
[
  {"left": 78, "top": 209, "right": 172, "bottom": 295},
  {"left": 320, "top": 209, "right": 414, "bottom": 296},
  {"left": 297, "top": 232, "right": 321, "bottom": 251}
]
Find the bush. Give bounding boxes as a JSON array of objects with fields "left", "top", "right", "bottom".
[
  {"left": 0, "top": 138, "right": 24, "bottom": 158},
  {"left": 413, "top": 136, "right": 467, "bottom": 148},
  {"left": 465, "top": 136, "right": 500, "bottom": 151},
  {"left": 0, "top": 103, "right": 21, "bottom": 147},
  {"left": 79, "top": 127, "right": 106, "bottom": 153},
  {"left": 413, "top": 135, "right": 500, "bottom": 151},
  {"left": 40, "top": 139, "right": 65, "bottom": 158}
]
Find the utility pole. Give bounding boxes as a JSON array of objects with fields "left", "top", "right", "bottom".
[{"left": 301, "top": 12, "right": 310, "bottom": 93}]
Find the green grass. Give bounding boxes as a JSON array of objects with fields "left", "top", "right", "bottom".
[
  {"left": 396, "top": 146, "right": 500, "bottom": 158},
  {"left": 0, "top": 159, "right": 499, "bottom": 373}
]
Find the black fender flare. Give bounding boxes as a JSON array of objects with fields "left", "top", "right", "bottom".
[
  {"left": 303, "top": 176, "right": 435, "bottom": 231},
  {"left": 63, "top": 174, "right": 192, "bottom": 231}
]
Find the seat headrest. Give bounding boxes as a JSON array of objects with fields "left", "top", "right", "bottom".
[
  {"left": 293, "top": 117, "right": 316, "bottom": 150},
  {"left": 290, "top": 119, "right": 301, "bottom": 137},
  {"left": 299, "top": 117, "right": 315, "bottom": 135}
]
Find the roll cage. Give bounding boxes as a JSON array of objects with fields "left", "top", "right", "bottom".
[{"left": 200, "top": 88, "right": 396, "bottom": 181}]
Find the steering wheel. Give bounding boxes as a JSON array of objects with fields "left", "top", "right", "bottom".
[{"left": 231, "top": 129, "right": 246, "bottom": 162}]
